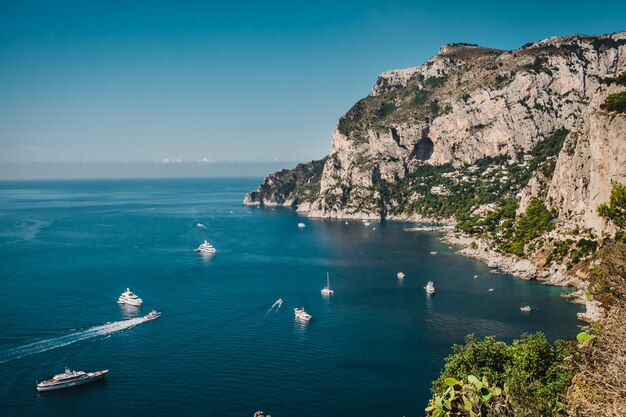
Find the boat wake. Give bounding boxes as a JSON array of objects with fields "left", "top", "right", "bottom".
[
  {"left": 266, "top": 298, "right": 283, "bottom": 316},
  {"left": 0, "top": 316, "right": 153, "bottom": 365}
]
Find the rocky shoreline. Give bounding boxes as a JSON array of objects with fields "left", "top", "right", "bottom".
[{"left": 436, "top": 229, "right": 603, "bottom": 323}]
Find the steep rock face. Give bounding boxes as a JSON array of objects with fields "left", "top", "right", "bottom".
[
  {"left": 521, "top": 104, "right": 626, "bottom": 235},
  {"left": 246, "top": 32, "right": 626, "bottom": 232},
  {"left": 243, "top": 158, "right": 326, "bottom": 207}
]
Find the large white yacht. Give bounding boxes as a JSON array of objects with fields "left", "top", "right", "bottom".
[
  {"left": 117, "top": 288, "right": 143, "bottom": 306},
  {"left": 424, "top": 281, "right": 436, "bottom": 295},
  {"left": 294, "top": 307, "right": 312, "bottom": 321},
  {"left": 194, "top": 240, "right": 217, "bottom": 254},
  {"left": 321, "top": 272, "right": 334, "bottom": 295},
  {"left": 36, "top": 368, "right": 109, "bottom": 392}
]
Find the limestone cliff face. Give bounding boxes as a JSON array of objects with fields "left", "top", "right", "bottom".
[
  {"left": 245, "top": 32, "right": 626, "bottom": 235},
  {"left": 519, "top": 98, "right": 626, "bottom": 235}
]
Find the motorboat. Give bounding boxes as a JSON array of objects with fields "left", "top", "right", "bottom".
[
  {"left": 490, "top": 270, "right": 498, "bottom": 274},
  {"left": 36, "top": 368, "right": 109, "bottom": 392},
  {"left": 489, "top": 288, "right": 494, "bottom": 292},
  {"left": 197, "top": 223, "right": 206, "bottom": 228},
  {"left": 294, "top": 307, "right": 311, "bottom": 321},
  {"left": 397, "top": 272, "right": 405, "bottom": 279},
  {"left": 363, "top": 221, "right": 371, "bottom": 226},
  {"left": 117, "top": 288, "right": 143, "bottom": 306},
  {"left": 430, "top": 251, "right": 438, "bottom": 255},
  {"left": 321, "top": 272, "right": 334, "bottom": 295},
  {"left": 473, "top": 275, "right": 479, "bottom": 279},
  {"left": 520, "top": 306, "right": 532, "bottom": 312},
  {"left": 424, "top": 281, "right": 436, "bottom": 295},
  {"left": 143, "top": 310, "right": 161, "bottom": 321},
  {"left": 298, "top": 223, "right": 306, "bottom": 228},
  {"left": 194, "top": 240, "right": 217, "bottom": 254}
]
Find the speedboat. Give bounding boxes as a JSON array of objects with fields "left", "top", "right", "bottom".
[
  {"left": 117, "top": 288, "right": 143, "bottom": 306},
  {"left": 430, "top": 251, "right": 438, "bottom": 255},
  {"left": 520, "top": 306, "right": 532, "bottom": 312},
  {"left": 473, "top": 275, "right": 479, "bottom": 279},
  {"left": 489, "top": 288, "right": 494, "bottom": 292},
  {"left": 397, "top": 272, "right": 405, "bottom": 279},
  {"left": 321, "top": 272, "right": 334, "bottom": 295},
  {"left": 197, "top": 223, "right": 206, "bottom": 228},
  {"left": 194, "top": 240, "right": 217, "bottom": 254},
  {"left": 298, "top": 223, "right": 306, "bottom": 228},
  {"left": 424, "top": 281, "right": 436, "bottom": 295},
  {"left": 36, "top": 368, "right": 109, "bottom": 392},
  {"left": 294, "top": 307, "right": 311, "bottom": 321},
  {"left": 363, "top": 221, "right": 371, "bottom": 226},
  {"left": 144, "top": 310, "right": 161, "bottom": 321}
]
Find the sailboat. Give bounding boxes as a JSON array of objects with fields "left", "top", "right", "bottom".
[{"left": 321, "top": 272, "right": 334, "bottom": 295}]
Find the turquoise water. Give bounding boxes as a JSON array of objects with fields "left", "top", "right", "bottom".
[{"left": 0, "top": 178, "right": 583, "bottom": 417}]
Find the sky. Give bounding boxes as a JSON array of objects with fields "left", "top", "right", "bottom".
[{"left": 0, "top": 0, "right": 624, "bottom": 178}]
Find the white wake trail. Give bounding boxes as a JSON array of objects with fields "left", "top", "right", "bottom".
[
  {"left": 0, "top": 316, "right": 150, "bottom": 364},
  {"left": 265, "top": 298, "right": 283, "bottom": 316}
]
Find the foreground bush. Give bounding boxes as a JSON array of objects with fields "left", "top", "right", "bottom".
[{"left": 429, "top": 333, "right": 574, "bottom": 417}]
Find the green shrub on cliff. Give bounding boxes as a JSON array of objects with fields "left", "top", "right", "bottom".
[
  {"left": 597, "top": 182, "right": 626, "bottom": 233},
  {"left": 430, "top": 333, "right": 574, "bottom": 417},
  {"left": 600, "top": 90, "right": 626, "bottom": 113},
  {"left": 500, "top": 199, "right": 557, "bottom": 256}
]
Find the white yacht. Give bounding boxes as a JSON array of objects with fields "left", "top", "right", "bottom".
[
  {"left": 424, "top": 281, "right": 436, "bottom": 295},
  {"left": 520, "top": 306, "right": 532, "bottom": 312},
  {"left": 321, "top": 272, "right": 334, "bottom": 295},
  {"left": 194, "top": 240, "right": 217, "bottom": 254},
  {"left": 36, "top": 368, "right": 109, "bottom": 392},
  {"left": 117, "top": 288, "right": 143, "bottom": 306},
  {"left": 298, "top": 223, "right": 306, "bottom": 228},
  {"left": 294, "top": 307, "right": 312, "bottom": 321},
  {"left": 397, "top": 272, "right": 405, "bottom": 279}
]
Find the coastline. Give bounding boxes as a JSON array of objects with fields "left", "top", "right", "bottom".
[{"left": 437, "top": 229, "right": 602, "bottom": 324}]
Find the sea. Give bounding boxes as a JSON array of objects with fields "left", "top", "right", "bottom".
[{"left": 0, "top": 178, "right": 583, "bottom": 417}]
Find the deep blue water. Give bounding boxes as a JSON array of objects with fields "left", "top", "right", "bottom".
[{"left": 0, "top": 178, "right": 583, "bottom": 417}]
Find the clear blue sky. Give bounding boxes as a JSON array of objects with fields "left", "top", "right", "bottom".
[{"left": 0, "top": 1, "right": 624, "bottom": 171}]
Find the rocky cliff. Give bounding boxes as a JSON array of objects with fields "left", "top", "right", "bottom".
[{"left": 245, "top": 31, "right": 626, "bottom": 235}]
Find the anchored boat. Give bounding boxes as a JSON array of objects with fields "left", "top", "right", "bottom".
[
  {"left": 194, "top": 240, "right": 217, "bottom": 254},
  {"left": 117, "top": 288, "right": 143, "bottom": 306},
  {"left": 294, "top": 307, "right": 312, "bottom": 321},
  {"left": 37, "top": 368, "right": 109, "bottom": 392}
]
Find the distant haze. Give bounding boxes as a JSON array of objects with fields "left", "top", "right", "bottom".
[
  {"left": 1, "top": 1, "right": 624, "bottom": 178},
  {"left": 0, "top": 161, "right": 298, "bottom": 180}
]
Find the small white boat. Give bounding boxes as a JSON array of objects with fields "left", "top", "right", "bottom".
[
  {"left": 321, "top": 272, "right": 334, "bottom": 295},
  {"left": 294, "top": 307, "right": 311, "bottom": 321},
  {"left": 430, "top": 251, "right": 438, "bottom": 255},
  {"left": 197, "top": 223, "right": 206, "bottom": 228},
  {"left": 143, "top": 310, "right": 161, "bottom": 321},
  {"left": 397, "top": 272, "right": 405, "bottom": 279},
  {"left": 194, "top": 240, "right": 217, "bottom": 254},
  {"left": 36, "top": 368, "right": 109, "bottom": 392},
  {"left": 473, "top": 275, "right": 479, "bottom": 279},
  {"left": 363, "top": 221, "right": 371, "bottom": 226},
  {"left": 520, "top": 306, "right": 532, "bottom": 312},
  {"left": 117, "top": 288, "right": 143, "bottom": 306},
  {"left": 424, "top": 281, "right": 435, "bottom": 295},
  {"left": 298, "top": 223, "right": 306, "bottom": 228},
  {"left": 345, "top": 221, "right": 349, "bottom": 225},
  {"left": 490, "top": 270, "right": 498, "bottom": 274},
  {"left": 489, "top": 288, "right": 494, "bottom": 292}
]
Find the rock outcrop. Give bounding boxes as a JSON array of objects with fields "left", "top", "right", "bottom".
[{"left": 245, "top": 31, "right": 626, "bottom": 237}]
